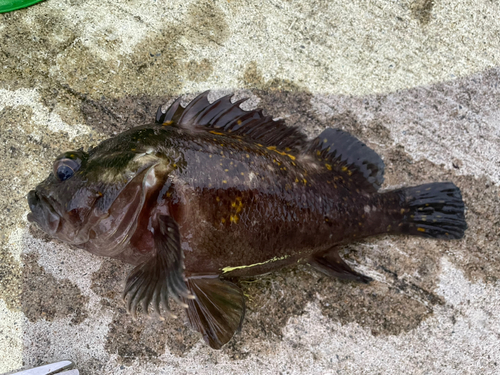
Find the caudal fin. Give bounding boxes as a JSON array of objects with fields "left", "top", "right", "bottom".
[{"left": 399, "top": 182, "right": 467, "bottom": 239}]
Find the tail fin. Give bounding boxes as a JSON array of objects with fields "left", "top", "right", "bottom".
[{"left": 399, "top": 182, "right": 467, "bottom": 239}]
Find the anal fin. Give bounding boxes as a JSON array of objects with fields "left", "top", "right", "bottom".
[
  {"left": 309, "top": 249, "right": 372, "bottom": 284},
  {"left": 183, "top": 276, "right": 245, "bottom": 349}
]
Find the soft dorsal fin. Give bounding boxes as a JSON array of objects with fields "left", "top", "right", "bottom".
[
  {"left": 307, "top": 128, "right": 385, "bottom": 192},
  {"left": 156, "top": 91, "right": 308, "bottom": 151}
]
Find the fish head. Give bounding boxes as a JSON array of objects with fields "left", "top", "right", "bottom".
[
  {"left": 27, "top": 149, "right": 99, "bottom": 244},
  {"left": 27, "top": 137, "right": 163, "bottom": 250}
]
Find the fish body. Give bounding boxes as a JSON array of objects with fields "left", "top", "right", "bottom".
[{"left": 28, "top": 92, "right": 467, "bottom": 348}]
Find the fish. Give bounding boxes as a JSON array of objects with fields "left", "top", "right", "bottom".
[{"left": 27, "top": 91, "right": 467, "bottom": 349}]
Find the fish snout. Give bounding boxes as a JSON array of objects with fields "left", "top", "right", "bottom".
[
  {"left": 27, "top": 190, "right": 60, "bottom": 234},
  {"left": 27, "top": 190, "right": 39, "bottom": 214}
]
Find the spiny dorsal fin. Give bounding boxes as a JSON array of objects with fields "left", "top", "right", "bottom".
[
  {"left": 307, "top": 128, "right": 385, "bottom": 192},
  {"left": 156, "top": 91, "right": 308, "bottom": 151}
]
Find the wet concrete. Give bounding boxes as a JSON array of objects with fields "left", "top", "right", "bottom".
[{"left": 1, "top": 0, "right": 500, "bottom": 374}]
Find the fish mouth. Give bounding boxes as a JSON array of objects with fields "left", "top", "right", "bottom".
[{"left": 27, "top": 190, "right": 61, "bottom": 235}]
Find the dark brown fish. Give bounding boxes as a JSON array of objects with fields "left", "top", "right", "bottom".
[{"left": 27, "top": 91, "right": 467, "bottom": 349}]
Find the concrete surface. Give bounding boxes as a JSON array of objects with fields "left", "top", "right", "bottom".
[{"left": 1, "top": 0, "right": 500, "bottom": 373}]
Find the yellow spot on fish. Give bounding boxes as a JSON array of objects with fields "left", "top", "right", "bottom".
[
  {"left": 241, "top": 172, "right": 244, "bottom": 176},
  {"left": 417, "top": 227, "right": 426, "bottom": 232},
  {"left": 325, "top": 163, "right": 332, "bottom": 171},
  {"left": 267, "top": 146, "right": 277, "bottom": 151},
  {"left": 234, "top": 202, "right": 243, "bottom": 213},
  {"left": 131, "top": 148, "right": 136, "bottom": 151},
  {"left": 163, "top": 120, "right": 173, "bottom": 126},
  {"left": 222, "top": 180, "right": 227, "bottom": 184},
  {"left": 295, "top": 177, "right": 299, "bottom": 183},
  {"left": 237, "top": 119, "right": 243, "bottom": 125},
  {"left": 341, "top": 166, "right": 348, "bottom": 172},
  {"left": 209, "top": 131, "right": 225, "bottom": 135},
  {"left": 400, "top": 208, "right": 405, "bottom": 214},
  {"left": 359, "top": 222, "right": 362, "bottom": 226},
  {"left": 216, "top": 197, "right": 220, "bottom": 202},
  {"left": 316, "top": 150, "right": 321, "bottom": 156},
  {"left": 230, "top": 214, "right": 239, "bottom": 224},
  {"left": 225, "top": 169, "right": 229, "bottom": 172},
  {"left": 246, "top": 154, "right": 250, "bottom": 158},
  {"left": 209, "top": 155, "right": 212, "bottom": 158},
  {"left": 387, "top": 225, "right": 392, "bottom": 231},
  {"left": 221, "top": 218, "right": 226, "bottom": 223}
]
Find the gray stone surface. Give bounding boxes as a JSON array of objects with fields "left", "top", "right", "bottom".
[{"left": 1, "top": 0, "right": 499, "bottom": 374}]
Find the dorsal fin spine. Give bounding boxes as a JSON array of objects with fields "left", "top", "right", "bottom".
[
  {"left": 177, "top": 91, "right": 211, "bottom": 125},
  {"left": 211, "top": 99, "right": 248, "bottom": 129},
  {"left": 193, "top": 95, "right": 232, "bottom": 126},
  {"left": 157, "top": 91, "right": 308, "bottom": 151}
]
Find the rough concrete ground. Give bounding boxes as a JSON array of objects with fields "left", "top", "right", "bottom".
[{"left": 1, "top": 0, "right": 499, "bottom": 374}]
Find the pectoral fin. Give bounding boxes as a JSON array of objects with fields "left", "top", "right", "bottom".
[
  {"left": 183, "top": 276, "right": 245, "bottom": 349},
  {"left": 309, "top": 249, "right": 372, "bottom": 284},
  {"left": 123, "top": 215, "right": 192, "bottom": 318}
]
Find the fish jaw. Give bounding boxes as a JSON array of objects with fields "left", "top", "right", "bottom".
[{"left": 27, "top": 190, "right": 61, "bottom": 235}]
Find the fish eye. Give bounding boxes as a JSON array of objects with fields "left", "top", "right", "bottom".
[{"left": 54, "top": 157, "right": 81, "bottom": 182}]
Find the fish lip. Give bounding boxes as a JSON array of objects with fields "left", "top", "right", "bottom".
[{"left": 27, "top": 190, "right": 61, "bottom": 235}]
